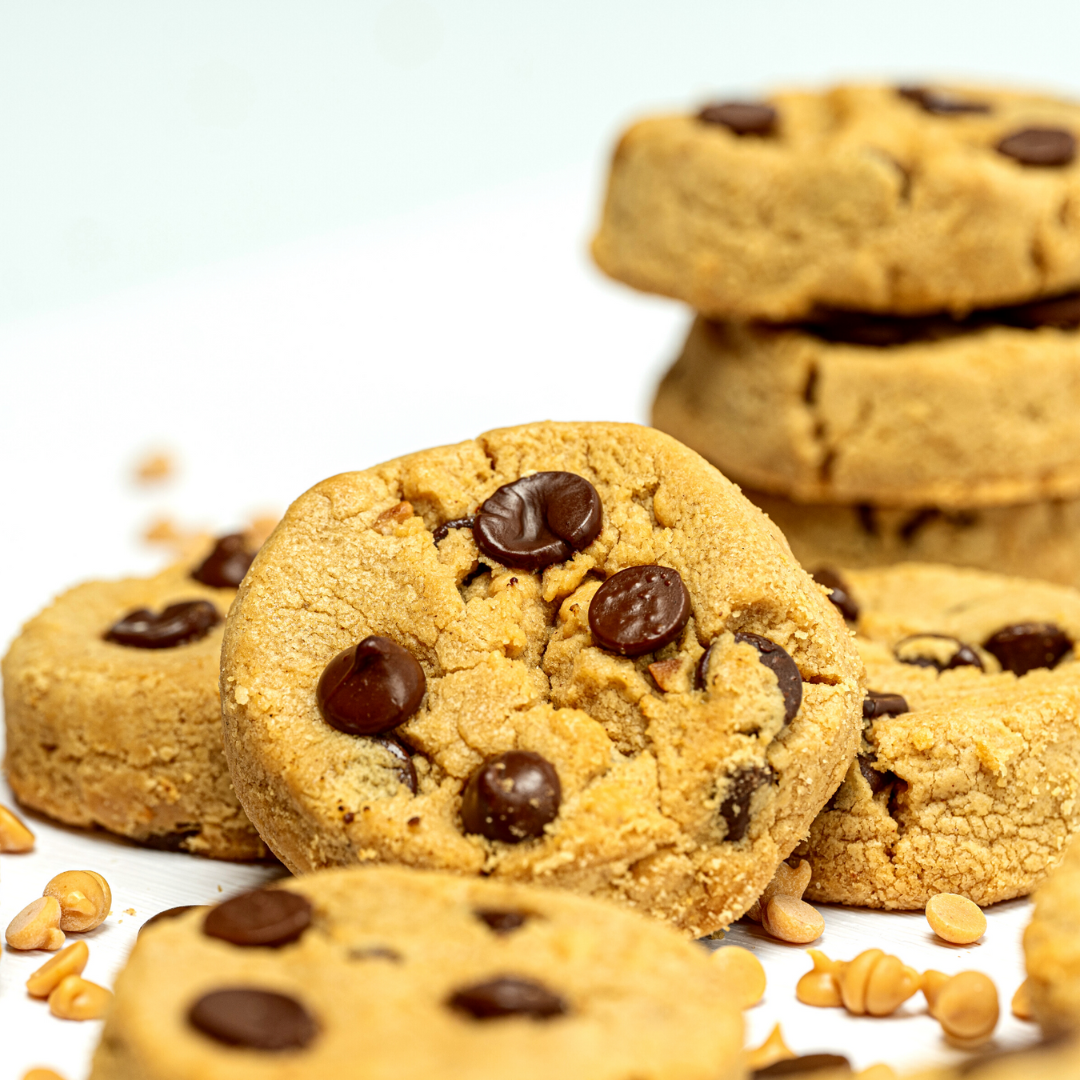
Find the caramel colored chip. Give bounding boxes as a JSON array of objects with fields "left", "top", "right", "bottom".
[
  {"left": 0, "top": 803, "right": 35, "bottom": 852},
  {"left": 746, "top": 1024, "right": 795, "bottom": 1071},
  {"left": 22, "top": 1070, "right": 68, "bottom": 1080},
  {"left": 44, "top": 871, "right": 112, "bottom": 933},
  {"left": 931, "top": 970, "right": 999, "bottom": 1042},
  {"left": 925, "top": 893, "right": 987, "bottom": 944},
  {"left": 762, "top": 894, "right": 824, "bottom": 944},
  {"left": 6, "top": 896, "right": 65, "bottom": 951},
  {"left": 48, "top": 975, "right": 113, "bottom": 1021},
  {"left": 796, "top": 949, "right": 844, "bottom": 1008},
  {"left": 26, "top": 940, "right": 90, "bottom": 998},
  {"left": 1011, "top": 978, "right": 1034, "bottom": 1020},
  {"left": 711, "top": 945, "right": 766, "bottom": 1008}
]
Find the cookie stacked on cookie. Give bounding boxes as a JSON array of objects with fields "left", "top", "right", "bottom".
[{"left": 593, "top": 82, "right": 1080, "bottom": 586}]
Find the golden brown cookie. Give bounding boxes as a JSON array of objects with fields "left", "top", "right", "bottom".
[
  {"left": 221, "top": 421, "right": 863, "bottom": 935},
  {"left": 2, "top": 536, "right": 264, "bottom": 859},
  {"left": 91, "top": 867, "right": 745, "bottom": 1080},
  {"left": 797, "top": 563, "right": 1080, "bottom": 909},
  {"left": 593, "top": 83, "right": 1080, "bottom": 320}
]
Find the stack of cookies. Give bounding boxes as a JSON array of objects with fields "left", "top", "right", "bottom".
[{"left": 592, "top": 83, "right": 1080, "bottom": 587}]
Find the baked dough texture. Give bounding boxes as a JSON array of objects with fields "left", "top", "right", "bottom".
[
  {"left": 92, "top": 867, "right": 745, "bottom": 1080},
  {"left": 653, "top": 317, "right": 1080, "bottom": 509},
  {"left": 908, "top": 1039, "right": 1080, "bottom": 1080},
  {"left": 593, "top": 84, "right": 1080, "bottom": 320},
  {"left": 2, "top": 553, "right": 264, "bottom": 859},
  {"left": 798, "top": 564, "right": 1080, "bottom": 909},
  {"left": 221, "top": 421, "right": 862, "bottom": 935}
]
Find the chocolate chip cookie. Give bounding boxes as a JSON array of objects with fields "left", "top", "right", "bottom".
[
  {"left": 593, "top": 83, "right": 1080, "bottom": 320},
  {"left": 220, "top": 421, "right": 863, "bottom": 935},
  {"left": 2, "top": 535, "right": 264, "bottom": 859},
  {"left": 796, "top": 563, "right": 1080, "bottom": 909},
  {"left": 909, "top": 1038, "right": 1080, "bottom": 1080},
  {"left": 653, "top": 301, "right": 1080, "bottom": 508},
  {"left": 91, "top": 866, "right": 745, "bottom": 1080}
]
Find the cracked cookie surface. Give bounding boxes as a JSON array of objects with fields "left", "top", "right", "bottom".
[
  {"left": 798, "top": 563, "right": 1080, "bottom": 909},
  {"left": 220, "top": 421, "right": 862, "bottom": 935},
  {"left": 593, "top": 83, "right": 1080, "bottom": 321}
]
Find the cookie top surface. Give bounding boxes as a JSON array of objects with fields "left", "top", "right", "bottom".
[
  {"left": 92, "top": 866, "right": 745, "bottom": 1080},
  {"left": 220, "top": 421, "right": 862, "bottom": 935},
  {"left": 593, "top": 83, "right": 1080, "bottom": 320}
]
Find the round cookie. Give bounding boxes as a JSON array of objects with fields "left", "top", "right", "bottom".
[
  {"left": 909, "top": 1039, "right": 1080, "bottom": 1080},
  {"left": 797, "top": 563, "right": 1080, "bottom": 909},
  {"left": 91, "top": 866, "right": 745, "bottom": 1080},
  {"left": 220, "top": 421, "right": 863, "bottom": 935},
  {"left": 2, "top": 535, "right": 265, "bottom": 859},
  {"left": 653, "top": 304, "right": 1080, "bottom": 509},
  {"left": 593, "top": 83, "right": 1080, "bottom": 321},
  {"left": 748, "top": 489, "right": 1080, "bottom": 591}
]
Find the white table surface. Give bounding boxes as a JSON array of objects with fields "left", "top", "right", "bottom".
[{"left": 0, "top": 167, "right": 1047, "bottom": 1078}]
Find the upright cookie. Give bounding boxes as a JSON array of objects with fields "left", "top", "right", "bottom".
[
  {"left": 653, "top": 304, "right": 1080, "bottom": 508},
  {"left": 594, "top": 84, "right": 1080, "bottom": 320},
  {"left": 2, "top": 535, "right": 265, "bottom": 859},
  {"left": 91, "top": 867, "right": 745, "bottom": 1080},
  {"left": 798, "top": 563, "right": 1080, "bottom": 909},
  {"left": 221, "top": 422, "right": 862, "bottom": 935}
]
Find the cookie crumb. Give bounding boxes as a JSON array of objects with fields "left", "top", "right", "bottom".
[
  {"left": 124, "top": 908, "right": 136, "bottom": 916},
  {"left": 133, "top": 449, "right": 175, "bottom": 485}
]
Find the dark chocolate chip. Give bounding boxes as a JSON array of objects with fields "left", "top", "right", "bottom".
[
  {"left": 857, "top": 753, "right": 899, "bottom": 795},
  {"left": 460, "top": 750, "right": 561, "bottom": 843},
  {"left": 104, "top": 600, "right": 220, "bottom": 649},
  {"left": 899, "top": 508, "right": 942, "bottom": 543},
  {"left": 191, "top": 533, "right": 255, "bottom": 588},
  {"left": 203, "top": 889, "right": 312, "bottom": 948},
  {"left": 801, "top": 310, "right": 958, "bottom": 348},
  {"left": 475, "top": 909, "right": 528, "bottom": 934},
  {"left": 862, "top": 690, "right": 910, "bottom": 720},
  {"left": 448, "top": 976, "right": 567, "bottom": 1020},
  {"left": 139, "top": 827, "right": 202, "bottom": 852},
  {"left": 139, "top": 905, "right": 200, "bottom": 936},
  {"left": 719, "top": 766, "right": 772, "bottom": 842},
  {"left": 753, "top": 1054, "right": 852, "bottom": 1077},
  {"left": 983, "top": 622, "right": 1072, "bottom": 675},
  {"left": 997, "top": 127, "right": 1076, "bottom": 166},
  {"left": 588, "top": 565, "right": 691, "bottom": 657},
  {"left": 371, "top": 735, "right": 418, "bottom": 794},
  {"left": 894, "top": 633, "right": 984, "bottom": 672},
  {"left": 999, "top": 291, "right": 1080, "bottom": 330},
  {"left": 317, "top": 636, "right": 426, "bottom": 737},
  {"left": 433, "top": 517, "right": 476, "bottom": 545},
  {"left": 188, "top": 987, "right": 317, "bottom": 1050},
  {"left": 897, "top": 86, "right": 991, "bottom": 115},
  {"left": 733, "top": 632, "right": 802, "bottom": 724},
  {"left": 856, "top": 504, "right": 879, "bottom": 536},
  {"left": 812, "top": 567, "right": 860, "bottom": 622},
  {"left": 473, "top": 472, "right": 602, "bottom": 571},
  {"left": 698, "top": 101, "right": 778, "bottom": 136}
]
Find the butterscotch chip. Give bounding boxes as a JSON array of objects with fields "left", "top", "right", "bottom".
[
  {"left": 761, "top": 894, "right": 824, "bottom": 944},
  {"left": 0, "top": 803, "right": 35, "bottom": 852},
  {"left": 746, "top": 1024, "right": 794, "bottom": 1071},
  {"left": 710, "top": 945, "right": 766, "bottom": 1008},
  {"left": 44, "top": 871, "right": 112, "bottom": 933},
  {"left": 925, "top": 893, "right": 987, "bottom": 944},
  {"left": 796, "top": 949, "right": 843, "bottom": 1008},
  {"left": 133, "top": 450, "right": 175, "bottom": 484},
  {"left": 26, "top": 940, "right": 90, "bottom": 998},
  {"left": 931, "top": 970, "right": 999, "bottom": 1042},
  {"left": 48, "top": 975, "right": 112, "bottom": 1020},
  {"left": 836, "top": 949, "right": 920, "bottom": 1017},
  {"left": 23, "top": 1070, "right": 67, "bottom": 1080},
  {"left": 6, "top": 896, "right": 65, "bottom": 951},
  {"left": 1011, "top": 978, "right": 1034, "bottom": 1020},
  {"left": 747, "top": 858, "right": 813, "bottom": 922}
]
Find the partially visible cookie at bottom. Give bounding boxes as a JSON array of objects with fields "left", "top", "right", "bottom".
[{"left": 91, "top": 866, "right": 745, "bottom": 1080}]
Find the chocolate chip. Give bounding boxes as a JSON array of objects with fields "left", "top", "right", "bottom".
[
  {"left": 188, "top": 988, "right": 317, "bottom": 1050},
  {"left": 997, "top": 127, "right": 1076, "bottom": 166},
  {"left": 897, "top": 86, "right": 991, "bottom": 115},
  {"left": 733, "top": 632, "right": 802, "bottom": 724},
  {"left": 1000, "top": 291, "right": 1080, "bottom": 330},
  {"left": 371, "top": 735, "right": 418, "bottom": 794},
  {"left": 719, "top": 766, "right": 772, "bottom": 842},
  {"left": 983, "top": 622, "right": 1072, "bottom": 675},
  {"left": 460, "top": 750, "right": 561, "bottom": 843},
  {"left": 698, "top": 101, "right": 778, "bottom": 136},
  {"left": 475, "top": 909, "right": 528, "bottom": 934},
  {"left": 104, "top": 600, "right": 220, "bottom": 649},
  {"left": 433, "top": 517, "right": 476, "bottom": 545},
  {"left": 811, "top": 567, "right": 860, "bottom": 621},
  {"left": 588, "top": 565, "right": 691, "bottom": 657},
  {"left": 139, "top": 905, "right": 200, "bottom": 937},
  {"left": 317, "top": 636, "right": 426, "bottom": 737},
  {"left": 473, "top": 472, "right": 602, "bottom": 571},
  {"left": 203, "top": 889, "right": 312, "bottom": 948},
  {"left": 857, "top": 753, "right": 899, "bottom": 795},
  {"left": 862, "top": 690, "right": 910, "bottom": 720},
  {"left": 894, "top": 633, "right": 984, "bottom": 672},
  {"left": 801, "top": 310, "right": 958, "bottom": 348},
  {"left": 191, "top": 533, "right": 255, "bottom": 588},
  {"left": 448, "top": 976, "right": 567, "bottom": 1020},
  {"left": 753, "top": 1054, "right": 852, "bottom": 1077}
]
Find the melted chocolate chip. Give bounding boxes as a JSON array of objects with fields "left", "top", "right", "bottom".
[
  {"left": 812, "top": 567, "right": 860, "bottom": 621},
  {"left": 733, "top": 632, "right": 802, "bottom": 724},
  {"left": 897, "top": 86, "right": 991, "bottom": 115},
  {"left": 997, "top": 127, "right": 1076, "bottom": 167},
  {"left": 448, "top": 976, "right": 567, "bottom": 1020},
  {"left": 473, "top": 473, "right": 602, "bottom": 571},
  {"left": 858, "top": 753, "right": 899, "bottom": 795},
  {"left": 139, "top": 905, "right": 200, "bottom": 936},
  {"left": 983, "top": 622, "right": 1072, "bottom": 675},
  {"left": 191, "top": 533, "right": 255, "bottom": 588},
  {"left": 753, "top": 1054, "right": 852, "bottom": 1077},
  {"left": 433, "top": 517, "right": 476, "bottom": 545},
  {"left": 1000, "top": 291, "right": 1080, "bottom": 330},
  {"left": 317, "top": 636, "right": 426, "bottom": 737},
  {"left": 862, "top": 690, "right": 910, "bottom": 720},
  {"left": 894, "top": 634, "right": 984, "bottom": 672},
  {"left": 189, "top": 988, "right": 317, "bottom": 1050},
  {"left": 719, "top": 766, "right": 772, "bottom": 842},
  {"left": 371, "top": 736, "right": 418, "bottom": 794},
  {"left": 698, "top": 101, "right": 778, "bottom": 136},
  {"left": 104, "top": 600, "right": 220, "bottom": 649},
  {"left": 588, "top": 565, "right": 691, "bottom": 657},
  {"left": 461, "top": 751, "right": 561, "bottom": 843},
  {"left": 475, "top": 909, "right": 528, "bottom": 934},
  {"left": 203, "top": 889, "right": 312, "bottom": 948},
  {"left": 800, "top": 309, "right": 961, "bottom": 348}
]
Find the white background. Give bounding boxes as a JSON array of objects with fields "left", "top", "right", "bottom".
[{"left": 1, "top": 2, "right": 1076, "bottom": 1076}]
